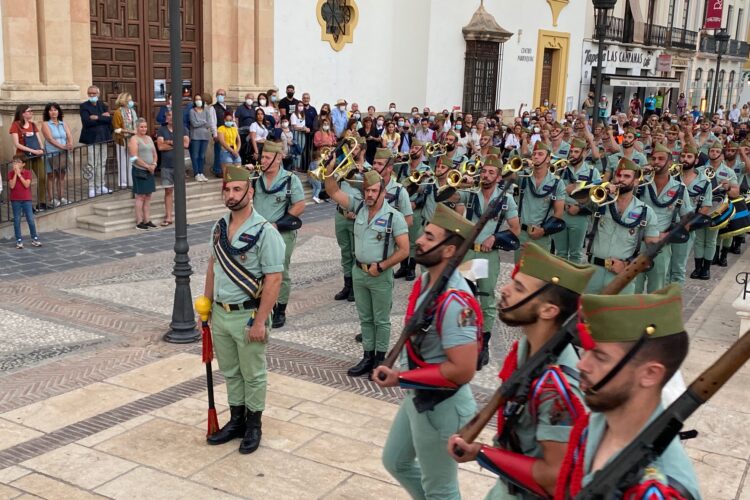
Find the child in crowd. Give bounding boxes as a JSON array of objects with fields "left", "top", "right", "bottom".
[{"left": 7, "top": 155, "right": 41, "bottom": 249}]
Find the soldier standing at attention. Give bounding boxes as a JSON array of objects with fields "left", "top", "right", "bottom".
[
  {"left": 515, "top": 141, "right": 566, "bottom": 260},
  {"left": 252, "top": 140, "right": 305, "bottom": 328},
  {"left": 202, "top": 165, "right": 285, "bottom": 454},
  {"left": 324, "top": 169, "right": 409, "bottom": 377},
  {"left": 449, "top": 242, "right": 595, "bottom": 499},
  {"left": 374, "top": 204, "right": 482, "bottom": 499},
  {"left": 458, "top": 155, "right": 520, "bottom": 368},
  {"left": 633, "top": 143, "right": 693, "bottom": 293},
  {"left": 553, "top": 136, "right": 601, "bottom": 263},
  {"left": 555, "top": 285, "right": 700, "bottom": 499}
]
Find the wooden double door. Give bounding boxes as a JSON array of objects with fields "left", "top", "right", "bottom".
[{"left": 89, "top": 0, "right": 202, "bottom": 126}]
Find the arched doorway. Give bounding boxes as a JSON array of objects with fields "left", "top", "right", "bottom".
[{"left": 89, "top": 0, "right": 203, "bottom": 125}]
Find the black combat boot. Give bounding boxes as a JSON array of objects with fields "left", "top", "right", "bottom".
[
  {"left": 369, "top": 351, "right": 387, "bottom": 380},
  {"left": 698, "top": 259, "right": 711, "bottom": 280},
  {"left": 272, "top": 303, "right": 287, "bottom": 328},
  {"left": 238, "top": 410, "right": 262, "bottom": 454},
  {"left": 717, "top": 248, "right": 729, "bottom": 267},
  {"left": 207, "top": 405, "right": 246, "bottom": 445},
  {"left": 405, "top": 258, "right": 417, "bottom": 282},
  {"left": 334, "top": 276, "right": 352, "bottom": 301},
  {"left": 712, "top": 247, "right": 721, "bottom": 265},
  {"left": 393, "top": 259, "right": 409, "bottom": 279},
  {"left": 689, "top": 258, "right": 703, "bottom": 280},
  {"left": 477, "top": 332, "right": 491, "bottom": 370},
  {"left": 731, "top": 236, "right": 743, "bottom": 255},
  {"left": 347, "top": 285, "right": 355, "bottom": 302},
  {"left": 347, "top": 350, "right": 374, "bottom": 377},
  {"left": 354, "top": 333, "right": 362, "bottom": 342}
]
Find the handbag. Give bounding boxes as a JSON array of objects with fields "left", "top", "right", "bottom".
[
  {"left": 24, "top": 126, "right": 41, "bottom": 158},
  {"left": 133, "top": 167, "right": 150, "bottom": 180}
]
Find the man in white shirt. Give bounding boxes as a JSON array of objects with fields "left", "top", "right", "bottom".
[{"left": 729, "top": 104, "right": 741, "bottom": 124}]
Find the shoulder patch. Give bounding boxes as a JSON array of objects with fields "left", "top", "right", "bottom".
[{"left": 628, "top": 210, "right": 642, "bottom": 219}]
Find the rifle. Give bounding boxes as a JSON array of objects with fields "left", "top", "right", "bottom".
[
  {"left": 378, "top": 178, "right": 515, "bottom": 376},
  {"left": 453, "top": 209, "right": 710, "bottom": 454},
  {"left": 576, "top": 329, "right": 750, "bottom": 499}
]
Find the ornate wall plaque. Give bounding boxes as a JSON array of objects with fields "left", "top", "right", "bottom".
[{"left": 316, "top": 0, "right": 359, "bottom": 51}]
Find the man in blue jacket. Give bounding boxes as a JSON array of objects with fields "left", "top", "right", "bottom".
[{"left": 79, "top": 85, "right": 113, "bottom": 198}]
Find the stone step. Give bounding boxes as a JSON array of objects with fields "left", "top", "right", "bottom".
[{"left": 76, "top": 199, "right": 227, "bottom": 233}]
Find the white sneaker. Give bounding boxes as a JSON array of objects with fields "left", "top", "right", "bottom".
[
  {"left": 312, "top": 197, "right": 322, "bottom": 204},
  {"left": 100, "top": 186, "right": 112, "bottom": 194},
  {"left": 88, "top": 189, "right": 96, "bottom": 198},
  {"left": 60, "top": 198, "right": 69, "bottom": 205},
  {"left": 52, "top": 199, "right": 61, "bottom": 208},
  {"left": 200, "top": 174, "right": 208, "bottom": 182}
]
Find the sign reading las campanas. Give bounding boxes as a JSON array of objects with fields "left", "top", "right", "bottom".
[{"left": 582, "top": 42, "right": 659, "bottom": 72}]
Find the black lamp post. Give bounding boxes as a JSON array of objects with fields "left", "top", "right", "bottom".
[
  {"left": 592, "top": 0, "right": 617, "bottom": 122},
  {"left": 711, "top": 29, "right": 730, "bottom": 114},
  {"left": 164, "top": 0, "right": 200, "bottom": 344}
]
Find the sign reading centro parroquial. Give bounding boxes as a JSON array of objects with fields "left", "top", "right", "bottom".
[{"left": 582, "top": 42, "right": 659, "bottom": 72}]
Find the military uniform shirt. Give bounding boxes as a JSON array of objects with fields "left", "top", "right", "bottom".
[
  {"left": 347, "top": 197, "right": 408, "bottom": 264},
  {"left": 518, "top": 170, "right": 566, "bottom": 226},
  {"left": 209, "top": 210, "right": 286, "bottom": 304},
  {"left": 668, "top": 140, "right": 682, "bottom": 162},
  {"left": 580, "top": 407, "right": 701, "bottom": 499},
  {"left": 253, "top": 169, "right": 305, "bottom": 223},
  {"left": 560, "top": 161, "right": 601, "bottom": 205},
  {"left": 605, "top": 150, "right": 648, "bottom": 174},
  {"left": 702, "top": 162, "right": 739, "bottom": 192},
  {"left": 638, "top": 177, "right": 693, "bottom": 232},
  {"left": 398, "top": 270, "right": 477, "bottom": 368},
  {"left": 551, "top": 140, "right": 570, "bottom": 160},
  {"left": 726, "top": 159, "right": 748, "bottom": 192},
  {"left": 694, "top": 132, "right": 718, "bottom": 155},
  {"left": 682, "top": 171, "right": 714, "bottom": 210},
  {"left": 385, "top": 177, "right": 414, "bottom": 217},
  {"left": 590, "top": 197, "right": 659, "bottom": 260},
  {"left": 458, "top": 186, "right": 518, "bottom": 242}
]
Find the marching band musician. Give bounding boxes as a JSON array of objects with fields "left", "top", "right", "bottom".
[
  {"left": 394, "top": 140, "right": 430, "bottom": 282},
  {"left": 457, "top": 154, "right": 520, "bottom": 369},
  {"left": 549, "top": 122, "right": 571, "bottom": 160},
  {"left": 585, "top": 158, "right": 659, "bottom": 294},
  {"left": 251, "top": 140, "right": 305, "bottom": 328},
  {"left": 633, "top": 143, "right": 693, "bottom": 293},
  {"left": 552, "top": 136, "right": 601, "bottom": 263},
  {"left": 555, "top": 285, "right": 700, "bottom": 499},
  {"left": 324, "top": 169, "right": 409, "bottom": 378},
  {"left": 374, "top": 204, "right": 482, "bottom": 499},
  {"left": 718, "top": 141, "right": 747, "bottom": 258},
  {"left": 699, "top": 140, "right": 739, "bottom": 269},
  {"left": 203, "top": 165, "right": 286, "bottom": 454},
  {"left": 422, "top": 153, "right": 461, "bottom": 223},
  {"left": 448, "top": 242, "right": 595, "bottom": 499},
  {"left": 602, "top": 127, "right": 648, "bottom": 182},
  {"left": 515, "top": 141, "right": 566, "bottom": 260}
]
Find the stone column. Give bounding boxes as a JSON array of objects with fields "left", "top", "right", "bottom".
[{"left": 0, "top": 0, "right": 42, "bottom": 99}]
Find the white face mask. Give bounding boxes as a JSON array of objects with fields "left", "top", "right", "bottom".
[
  {"left": 245, "top": 99, "right": 253, "bottom": 106},
  {"left": 533, "top": 127, "right": 540, "bottom": 134},
  {"left": 377, "top": 120, "right": 384, "bottom": 127},
  {"left": 389, "top": 107, "right": 396, "bottom": 113},
  {"left": 339, "top": 105, "right": 346, "bottom": 112},
  {"left": 194, "top": 100, "right": 202, "bottom": 107},
  {"left": 323, "top": 125, "right": 330, "bottom": 131},
  {"left": 259, "top": 99, "right": 267, "bottom": 106},
  {"left": 281, "top": 122, "right": 289, "bottom": 128}
]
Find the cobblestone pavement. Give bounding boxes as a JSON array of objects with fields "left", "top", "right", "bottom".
[{"left": 0, "top": 203, "right": 747, "bottom": 499}]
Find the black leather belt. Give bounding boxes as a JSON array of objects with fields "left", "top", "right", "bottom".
[
  {"left": 589, "top": 256, "right": 607, "bottom": 267},
  {"left": 355, "top": 260, "right": 372, "bottom": 272},
  {"left": 337, "top": 206, "right": 349, "bottom": 216},
  {"left": 215, "top": 299, "right": 260, "bottom": 312}
]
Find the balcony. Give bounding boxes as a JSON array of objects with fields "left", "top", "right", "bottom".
[
  {"left": 644, "top": 24, "right": 668, "bottom": 46},
  {"left": 667, "top": 27, "right": 698, "bottom": 50},
  {"left": 600, "top": 18, "right": 696, "bottom": 49},
  {"left": 700, "top": 35, "right": 750, "bottom": 57}
]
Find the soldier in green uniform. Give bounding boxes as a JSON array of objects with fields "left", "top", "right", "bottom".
[
  {"left": 695, "top": 140, "right": 739, "bottom": 271},
  {"left": 553, "top": 136, "right": 601, "bottom": 263},
  {"left": 422, "top": 154, "right": 459, "bottom": 223},
  {"left": 333, "top": 136, "right": 368, "bottom": 302},
  {"left": 252, "top": 140, "right": 305, "bottom": 328},
  {"left": 449, "top": 242, "right": 595, "bottom": 499},
  {"left": 549, "top": 122, "right": 571, "bottom": 160},
  {"left": 375, "top": 204, "right": 481, "bottom": 499},
  {"left": 324, "top": 169, "right": 409, "bottom": 377},
  {"left": 202, "top": 165, "right": 286, "bottom": 454},
  {"left": 556, "top": 285, "right": 701, "bottom": 499},
  {"left": 665, "top": 124, "right": 683, "bottom": 163},
  {"left": 719, "top": 141, "right": 747, "bottom": 256},
  {"left": 457, "top": 155, "right": 520, "bottom": 368},
  {"left": 395, "top": 140, "right": 430, "bottom": 281},
  {"left": 515, "top": 141, "right": 566, "bottom": 260},
  {"left": 585, "top": 158, "right": 660, "bottom": 294},
  {"left": 671, "top": 144, "right": 713, "bottom": 283},
  {"left": 694, "top": 116, "right": 718, "bottom": 156},
  {"left": 603, "top": 127, "right": 648, "bottom": 181},
  {"left": 634, "top": 143, "right": 693, "bottom": 293}
]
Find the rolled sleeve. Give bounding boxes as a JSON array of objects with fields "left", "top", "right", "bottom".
[
  {"left": 397, "top": 188, "right": 414, "bottom": 217},
  {"left": 504, "top": 193, "right": 519, "bottom": 220},
  {"left": 258, "top": 227, "right": 286, "bottom": 274},
  {"left": 644, "top": 209, "right": 660, "bottom": 238},
  {"left": 391, "top": 211, "right": 409, "bottom": 237},
  {"left": 289, "top": 174, "right": 305, "bottom": 204},
  {"left": 440, "top": 299, "right": 479, "bottom": 350}
]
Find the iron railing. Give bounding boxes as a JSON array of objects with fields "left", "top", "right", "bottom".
[
  {"left": 644, "top": 24, "right": 668, "bottom": 46},
  {"left": 668, "top": 27, "right": 698, "bottom": 49},
  {"left": 700, "top": 35, "right": 750, "bottom": 57}
]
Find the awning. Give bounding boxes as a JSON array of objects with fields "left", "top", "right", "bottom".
[{"left": 603, "top": 74, "right": 681, "bottom": 89}]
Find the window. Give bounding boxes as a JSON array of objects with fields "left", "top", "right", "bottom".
[
  {"left": 462, "top": 40, "right": 502, "bottom": 117},
  {"left": 736, "top": 9, "right": 744, "bottom": 38},
  {"left": 728, "top": 70, "right": 736, "bottom": 107},
  {"left": 681, "top": 0, "right": 691, "bottom": 30},
  {"left": 727, "top": 6, "right": 734, "bottom": 33}
]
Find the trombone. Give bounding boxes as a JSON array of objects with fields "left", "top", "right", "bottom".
[
  {"left": 308, "top": 137, "right": 358, "bottom": 182},
  {"left": 425, "top": 142, "right": 447, "bottom": 157},
  {"left": 590, "top": 182, "right": 619, "bottom": 206}
]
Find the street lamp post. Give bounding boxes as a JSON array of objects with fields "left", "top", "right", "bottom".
[
  {"left": 592, "top": 0, "right": 617, "bottom": 122},
  {"left": 711, "top": 29, "right": 730, "bottom": 114},
  {"left": 164, "top": 0, "right": 200, "bottom": 344}
]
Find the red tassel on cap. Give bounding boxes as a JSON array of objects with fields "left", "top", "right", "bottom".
[
  {"left": 511, "top": 262, "right": 521, "bottom": 279},
  {"left": 577, "top": 321, "right": 596, "bottom": 351}
]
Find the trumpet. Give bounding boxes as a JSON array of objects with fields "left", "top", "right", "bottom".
[
  {"left": 393, "top": 152, "right": 410, "bottom": 164},
  {"left": 550, "top": 159, "right": 569, "bottom": 177},
  {"left": 408, "top": 169, "right": 436, "bottom": 185},
  {"left": 503, "top": 157, "right": 532, "bottom": 177},
  {"left": 668, "top": 163, "right": 684, "bottom": 177},
  {"left": 590, "top": 182, "right": 619, "bottom": 206},
  {"left": 704, "top": 166, "right": 716, "bottom": 180},
  {"left": 425, "top": 142, "right": 447, "bottom": 157},
  {"left": 458, "top": 160, "right": 480, "bottom": 177},
  {"left": 446, "top": 169, "right": 463, "bottom": 187},
  {"left": 639, "top": 166, "right": 655, "bottom": 187},
  {"left": 309, "top": 137, "right": 358, "bottom": 182}
]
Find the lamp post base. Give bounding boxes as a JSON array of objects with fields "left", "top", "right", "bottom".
[{"left": 163, "top": 324, "right": 201, "bottom": 344}]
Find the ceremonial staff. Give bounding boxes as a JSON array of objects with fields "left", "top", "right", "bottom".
[{"left": 194, "top": 296, "right": 219, "bottom": 436}]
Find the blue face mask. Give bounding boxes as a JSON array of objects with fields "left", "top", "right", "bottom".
[
  {"left": 217, "top": 95, "right": 225, "bottom": 104},
  {"left": 224, "top": 121, "right": 234, "bottom": 127},
  {"left": 127, "top": 100, "right": 135, "bottom": 109},
  {"left": 271, "top": 95, "right": 277, "bottom": 103},
  {"left": 88, "top": 96, "right": 98, "bottom": 104},
  {"left": 455, "top": 124, "right": 462, "bottom": 130}
]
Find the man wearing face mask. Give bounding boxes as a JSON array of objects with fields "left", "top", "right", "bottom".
[
  {"left": 415, "top": 117, "right": 435, "bottom": 144},
  {"left": 458, "top": 155, "right": 520, "bottom": 368},
  {"left": 671, "top": 144, "right": 713, "bottom": 282},
  {"left": 585, "top": 158, "right": 659, "bottom": 293},
  {"left": 386, "top": 102, "right": 397, "bottom": 121},
  {"left": 211, "top": 88, "right": 233, "bottom": 178},
  {"left": 603, "top": 128, "right": 648, "bottom": 182},
  {"left": 325, "top": 169, "right": 409, "bottom": 376},
  {"left": 236, "top": 93, "right": 257, "bottom": 165},
  {"left": 449, "top": 242, "right": 594, "bottom": 499},
  {"left": 252, "top": 141, "right": 305, "bottom": 329},
  {"left": 395, "top": 140, "right": 430, "bottom": 281},
  {"left": 515, "top": 141, "right": 566, "bottom": 260},
  {"left": 332, "top": 99, "right": 349, "bottom": 138},
  {"left": 632, "top": 144, "right": 693, "bottom": 293},
  {"left": 701, "top": 141, "right": 740, "bottom": 268},
  {"left": 556, "top": 285, "right": 700, "bottom": 499},
  {"left": 277, "top": 84, "right": 299, "bottom": 118},
  {"left": 374, "top": 204, "right": 482, "bottom": 500},
  {"left": 202, "top": 165, "right": 285, "bottom": 455},
  {"left": 553, "top": 136, "right": 601, "bottom": 263}
]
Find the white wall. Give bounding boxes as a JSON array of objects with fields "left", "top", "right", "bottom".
[{"left": 274, "top": 0, "right": 586, "bottom": 113}]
